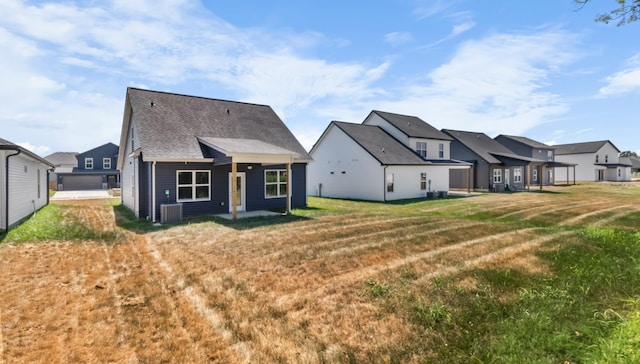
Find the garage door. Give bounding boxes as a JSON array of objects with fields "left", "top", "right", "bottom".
[{"left": 61, "top": 175, "right": 103, "bottom": 190}]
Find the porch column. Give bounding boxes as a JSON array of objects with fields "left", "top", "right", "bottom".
[
  {"left": 286, "top": 162, "right": 291, "bottom": 214},
  {"left": 231, "top": 161, "right": 237, "bottom": 220},
  {"left": 566, "top": 166, "right": 570, "bottom": 186},
  {"left": 539, "top": 164, "right": 543, "bottom": 191},
  {"left": 467, "top": 167, "right": 471, "bottom": 194},
  {"left": 526, "top": 164, "right": 530, "bottom": 191}
]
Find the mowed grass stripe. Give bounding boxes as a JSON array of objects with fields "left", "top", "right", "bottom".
[{"left": 560, "top": 204, "right": 633, "bottom": 225}]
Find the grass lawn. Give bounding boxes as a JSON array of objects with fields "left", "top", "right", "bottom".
[{"left": 0, "top": 183, "right": 639, "bottom": 363}]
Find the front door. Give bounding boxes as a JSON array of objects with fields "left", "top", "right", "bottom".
[{"left": 228, "top": 172, "right": 246, "bottom": 212}]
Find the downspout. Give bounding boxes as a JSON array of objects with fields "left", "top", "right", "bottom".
[
  {"left": 383, "top": 165, "right": 387, "bottom": 202},
  {"left": 5, "top": 149, "right": 21, "bottom": 231},
  {"left": 152, "top": 161, "right": 157, "bottom": 222}
]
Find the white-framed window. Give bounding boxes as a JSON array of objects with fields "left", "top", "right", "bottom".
[
  {"left": 420, "top": 172, "right": 427, "bottom": 190},
  {"left": 85, "top": 158, "right": 93, "bottom": 169},
  {"left": 618, "top": 168, "right": 621, "bottom": 177},
  {"left": 265, "top": 169, "right": 287, "bottom": 198},
  {"left": 416, "top": 142, "right": 427, "bottom": 158},
  {"left": 37, "top": 169, "right": 41, "bottom": 199},
  {"left": 438, "top": 143, "right": 444, "bottom": 159},
  {"left": 386, "top": 173, "right": 394, "bottom": 192},
  {"left": 605, "top": 155, "right": 609, "bottom": 163},
  {"left": 532, "top": 168, "right": 538, "bottom": 182},
  {"left": 547, "top": 150, "right": 553, "bottom": 161},
  {"left": 595, "top": 154, "right": 599, "bottom": 163},
  {"left": 177, "top": 170, "right": 210, "bottom": 202},
  {"left": 514, "top": 168, "right": 522, "bottom": 183},
  {"left": 493, "top": 169, "right": 502, "bottom": 183},
  {"left": 103, "top": 158, "right": 111, "bottom": 169}
]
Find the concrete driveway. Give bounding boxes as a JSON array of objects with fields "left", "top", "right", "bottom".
[{"left": 51, "top": 190, "right": 112, "bottom": 200}]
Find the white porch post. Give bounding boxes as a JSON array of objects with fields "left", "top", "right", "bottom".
[{"left": 231, "top": 161, "right": 237, "bottom": 220}]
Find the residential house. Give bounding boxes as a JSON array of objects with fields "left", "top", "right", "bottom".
[
  {"left": 1, "top": 137, "right": 53, "bottom": 232},
  {"left": 553, "top": 140, "right": 632, "bottom": 182},
  {"left": 443, "top": 129, "right": 539, "bottom": 192},
  {"left": 494, "top": 134, "right": 575, "bottom": 187},
  {"left": 628, "top": 156, "right": 640, "bottom": 176},
  {"left": 116, "top": 88, "right": 311, "bottom": 222},
  {"left": 53, "top": 143, "right": 120, "bottom": 190},
  {"left": 44, "top": 151, "right": 77, "bottom": 190},
  {"left": 307, "top": 111, "right": 470, "bottom": 201}
]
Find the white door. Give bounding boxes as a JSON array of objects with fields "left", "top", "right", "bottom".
[
  {"left": 504, "top": 169, "right": 510, "bottom": 189},
  {"left": 228, "top": 172, "right": 246, "bottom": 212}
]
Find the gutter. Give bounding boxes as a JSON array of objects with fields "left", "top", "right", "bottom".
[{"left": 5, "top": 149, "right": 21, "bottom": 231}]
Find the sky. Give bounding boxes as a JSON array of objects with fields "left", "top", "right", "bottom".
[{"left": 2, "top": 0, "right": 639, "bottom": 157}]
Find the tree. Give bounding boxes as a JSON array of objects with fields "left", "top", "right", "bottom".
[
  {"left": 576, "top": 0, "right": 640, "bottom": 26},
  {"left": 620, "top": 150, "right": 639, "bottom": 157}
]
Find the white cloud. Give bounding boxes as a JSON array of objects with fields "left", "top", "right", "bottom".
[
  {"left": 384, "top": 32, "right": 413, "bottom": 47},
  {"left": 16, "top": 141, "right": 50, "bottom": 156},
  {"left": 598, "top": 54, "right": 640, "bottom": 97},
  {"left": 377, "top": 30, "right": 578, "bottom": 136}
]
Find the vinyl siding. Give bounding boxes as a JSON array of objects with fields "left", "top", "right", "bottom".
[{"left": 6, "top": 153, "right": 49, "bottom": 228}]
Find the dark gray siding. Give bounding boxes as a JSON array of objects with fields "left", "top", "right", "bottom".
[
  {"left": 138, "top": 161, "right": 149, "bottom": 219},
  {"left": 76, "top": 143, "right": 119, "bottom": 171}
]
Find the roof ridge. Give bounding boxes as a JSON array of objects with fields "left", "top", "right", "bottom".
[{"left": 127, "top": 87, "right": 271, "bottom": 108}]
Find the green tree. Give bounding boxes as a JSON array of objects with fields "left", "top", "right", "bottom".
[
  {"left": 620, "top": 150, "right": 639, "bottom": 157},
  {"left": 576, "top": 0, "right": 640, "bottom": 25}
]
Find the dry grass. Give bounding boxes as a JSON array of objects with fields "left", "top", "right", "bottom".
[{"left": 1, "top": 183, "right": 639, "bottom": 362}]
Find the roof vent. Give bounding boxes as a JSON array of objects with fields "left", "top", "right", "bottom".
[
  {"left": 226, "top": 108, "right": 230, "bottom": 114},
  {"left": 150, "top": 101, "right": 155, "bottom": 107}
]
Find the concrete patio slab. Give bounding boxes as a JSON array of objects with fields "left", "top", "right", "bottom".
[{"left": 51, "top": 190, "right": 112, "bottom": 200}]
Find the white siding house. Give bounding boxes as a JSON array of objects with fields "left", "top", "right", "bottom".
[
  {"left": 308, "top": 111, "right": 470, "bottom": 202},
  {"left": 554, "top": 140, "right": 631, "bottom": 182},
  {"left": 1, "top": 138, "right": 53, "bottom": 232}
]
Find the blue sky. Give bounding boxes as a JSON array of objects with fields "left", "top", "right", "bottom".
[{"left": 2, "top": 0, "right": 639, "bottom": 156}]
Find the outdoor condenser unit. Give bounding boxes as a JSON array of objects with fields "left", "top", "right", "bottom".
[{"left": 161, "top": 203, "right": 183, "bottom": 224}]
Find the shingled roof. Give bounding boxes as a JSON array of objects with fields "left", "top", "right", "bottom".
[
  {"left": 0, "top": 137, "right": 53, "bottom": 167},
  {"left": 122, "top": 88, "right": 311, "bottom": 163},
  {"left": 442, "top": 129, "right": 537, "bottom": 164},
  {"left": 495, "top": 134, "right": 552, "bottom": 149},
  {"left": 553, "top": 140, "right": 619, "bottom": 155},
  {"left": 370, "top": 111, "right": 453, "bottom": 141}
]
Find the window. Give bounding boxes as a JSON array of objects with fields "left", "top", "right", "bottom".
[
  {"left": 618, "top": 168, "right": 621, "bottom": 177},
  {"left": 177, "top": 170, "right": 210, "bottom": 202},
  {"left": 532, "top": 169, "right": 538, "bottom": 182},
  {"left": 547, "top": 150, "right": 553, "bottom": 161},
  {"left": 416, "top": 142, "right": 427, "bottom": 158},
  {"left": 493, "top": 169, "right": 502, "bottom": 183},
  {"left": 420, "top": 172, "right": 427, "bottom": 190},
  {"left": 438, "top": 143, "right": 444, "bottom": 159},
  {"left": 37, "top": 169, "right": 41, "bottom": 199},
  {"left": 595, "top": 154, "right": 599, "bottom": 163},
  {"left": 514, "top": 168, "right": 522, "bottom": 183},
  {"left": 265, "top": 169, "right": 287, "bottom": 198},
  {"left": 103, "top": 158, "right": 111, "bottom": 169},
  {"left": 85, "top": 158, "right": 93, "bottom": 169},
  {"left": 605, "top": 155, "right": 609, "bottom": 163},
  {"left": 386, "top": 173, "right": 394, "bottom": 192}
]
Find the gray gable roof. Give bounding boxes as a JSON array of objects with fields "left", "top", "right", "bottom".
[
  {"left": 371, "top": 110, "right": 453, "bottom": 141},
  {"left": 496, "top": 134, "right": 552, "bottom": 149},
  {"left": 553, "top": 140, "right": 619, "bottom": 155},
  {"left": 125, "top": 88, "right": 311, "bottom": 162},
  {"left": 44, "top": 152, "right": 79, "bottom": 166},
  {"left": 443, "top": 129, "right": 536, "bottom": 164},
  {"left": 333, "top": 121, "right": 428, "bottom": 165}
]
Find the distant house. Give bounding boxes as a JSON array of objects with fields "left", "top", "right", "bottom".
[
  {"left": 443, "top": 129, "right": 540, "bottom": 192},
  {"left": 116, "top": 88, "right": 311, "bottom": 222},
  {"left": 44, "top": 151, "right": 78, "bottom": 190},
  {"left": 628, "top": 156, "right": 640, "bottom": 176},
  {"left": 494, "top": 134, "right": 575, "bottom": 187},
  {"left": 52, "top": 143, "right": 120, "bottom": 190},
  {"left": 553, "top": 140, "right": 632, "bottom": 182},
  {"left": 1, "top": 138, "right": 53, "bottom": 232},
  {"left": 307, "top": 111, "right": 470, "bottom": 201}
]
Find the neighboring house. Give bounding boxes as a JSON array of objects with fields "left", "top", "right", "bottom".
[
  {"left": 443, "top": 129, "right": 540, "bottom": 192},
  {"left": 307, "top": 111, "right": 471, "bottom": 201},
  {"left": 628, "top": 156, "right": 640, "bottom": 176},
  {"left": 1, "top": 138, "right": 53, "bottom": 232},
  {"left": 494, "top": 134, "right": 576, "bottom": 187},
  {"left": 43, "top": 151, "right": 78, "bottom": 190},
  {"left": 116, "top": 87, "right": 312, "bottom": 222},
  {"left": 54, "top": 143, "right": 120, "bottom": 190},
  {"left": 553, "top": 140, "right": 632, "bottom": 182}
]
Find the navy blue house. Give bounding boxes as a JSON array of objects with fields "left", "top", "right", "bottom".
[
  {"left": 55, "top": 142, "right": 120, "bottom": 190},
  {"left": 117, "top": 88, "right": 312, "bottom": 221}
]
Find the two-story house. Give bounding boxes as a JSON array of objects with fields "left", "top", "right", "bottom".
[
  {"left": 307, "top": 111, "right": 471, "bottom": 201},
  {"left": 553, "top": 140, "right": 632, "bottom": 182},
  {"left": 55, "top": 142, "right": 120, "bottom": 190}
]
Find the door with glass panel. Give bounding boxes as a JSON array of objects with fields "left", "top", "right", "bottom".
[{"left": 228, "top": 172, "right": 246, "bottom": 212}]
